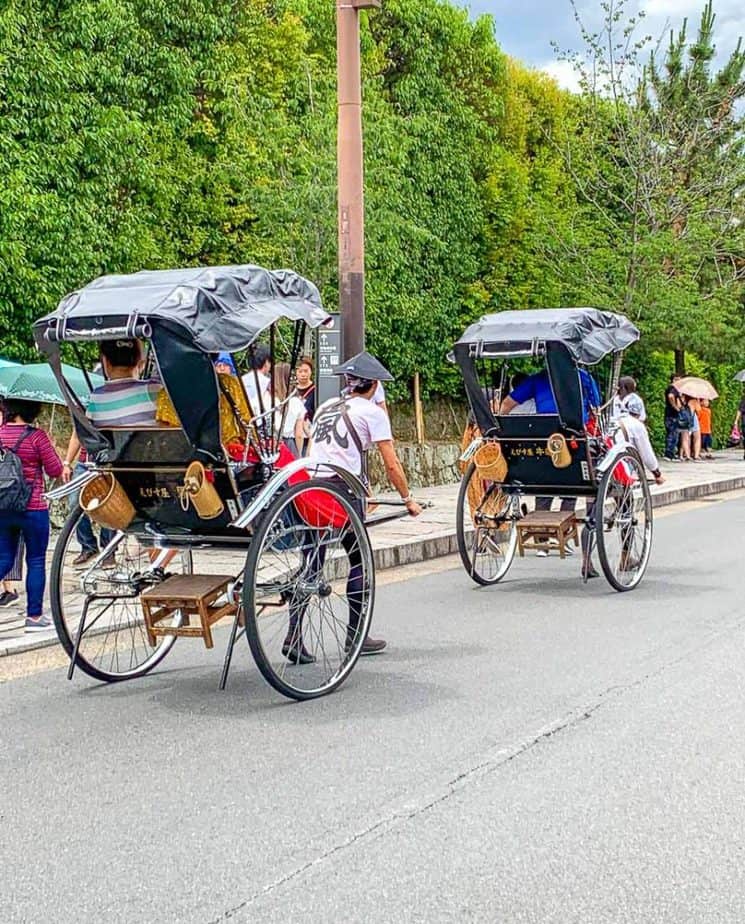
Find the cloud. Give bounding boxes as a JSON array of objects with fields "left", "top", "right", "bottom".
[{"left": 539, "top": 59, "right": 584, "bottom": 94}]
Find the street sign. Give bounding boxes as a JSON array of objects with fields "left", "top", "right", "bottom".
[{"left": 316, "top": 313, "right": 342, "bottom": 405}]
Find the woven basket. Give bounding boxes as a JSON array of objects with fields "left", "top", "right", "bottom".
[
  {"left": 80, "top": 473, "right": 136, "bottom": 531},
  {"left": 473, "top": 440, "right": 507, "bottom": 483},
  {"left": 181, "top": 461, "right": 224, "bottom": 520}
]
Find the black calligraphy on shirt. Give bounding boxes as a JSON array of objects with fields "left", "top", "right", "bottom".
[{"left": 313, "top": 406, "right": 349, "bottom": 449}]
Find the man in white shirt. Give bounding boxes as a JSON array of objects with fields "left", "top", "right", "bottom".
[
  {"left": 612, "top": 376, "right": 647, "bottom": 424},
  {"left": 241, "top": 344, "right": 271, "bottom": 415},
  {"left": 616, "top": 394, "right": 662, "bottom": 483},
  {"left": 305, "top": 351, "right": 422, "bottom": 656},
  {"left": 583, "top": 392, "right": 663, "bottom": 579}
]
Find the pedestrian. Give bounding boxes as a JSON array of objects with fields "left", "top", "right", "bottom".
[
  {"left": 676, "top": 394, "right": 695, "bottom": 461},
  {"left": 733, "top": 390, "right": 745, "bottom": 460},
  {"left": 273, "top": 362, "right": 306, "bottom": 457},
  {"left": 0, "top": 400, "right": 24, "bottom": 608},
  {"left": 294, "top": 355, "right": 316, "bottom": 423},
  {"left": 0, "top": 398, "right": 63, "bottom": 631},
  {"left": 697, "top": 398, "right": 714, "bottom": 459},
  {"left": 687, "top": 395, "right": 702, "bottom": 461},
  {"left": 299, "top": 351, "right": 423, "bottom": 659},
  {"left": 663, "top": 373, "right": 681, "bottom": 460},
  {"left": 0, "top": 541, "right": 24, "bottom": 608},
  {"left": 241, "top": 344, "right": 271, "bottom": 416},
  {"left": 613, "top": 376, "right": 646, "bottom": 423}
]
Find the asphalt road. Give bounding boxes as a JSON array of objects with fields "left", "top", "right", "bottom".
[{"left": 3, "top": 494, "right": 745, "bottom": 923}]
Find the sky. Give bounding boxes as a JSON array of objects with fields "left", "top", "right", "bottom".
[{"left": 460, "top": 0, "right": 745, "bottom": 92}]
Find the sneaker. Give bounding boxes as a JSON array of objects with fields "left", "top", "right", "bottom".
[
  {"left": 345, "top": 634, "right": 387, "bottom": 655},
  {"left": 282, "top": 635, "right": 316, "bottom": 665},
  {"left": 25, "top": 614, "right": 54, "bottom": 632},
  {"left": 359, "top": 636, "right": 387, "bottom": 655},
  {"left": 670, "top": 457, "right": 681, "bottom": 463},
  {"left": 536, "top": 549, "right": 549, "bottom": 558},
  {"left": 73, "top": 550, "right": 98, "bottom": 568},
  {"left": 0, "top": 590, "right": 19, "bottom": 608},
  {"left": 100, "top": 554, "right": 117, "bottom": 570}
]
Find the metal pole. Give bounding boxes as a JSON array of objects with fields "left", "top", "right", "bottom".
[{"left": 337, "top": 0, "right": 367, "bottom": 359}]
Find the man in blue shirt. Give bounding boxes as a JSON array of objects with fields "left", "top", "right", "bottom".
[
  {"left": 499, "top": 368, "right": 600, "bottom": 424},
  {"left": 498, "top": 365, "right": 602, "bottom": 561}
]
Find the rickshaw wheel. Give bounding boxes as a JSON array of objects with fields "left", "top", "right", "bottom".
[
  {"left": 50, "top": 504, "right": 187, "bottom": 682},
  {"left": 456, "top": 462, "right": 518, "bottom": 586},
  {"left": 243, "top": 479, "right": 374, "bottom": 701},
  {"left": 595, "top": 448, "right": 653, "bottom": 592}
]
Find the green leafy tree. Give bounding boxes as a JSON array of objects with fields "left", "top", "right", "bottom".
[{"left": 551, "top": 0, "right": 745, "bottom": 369}]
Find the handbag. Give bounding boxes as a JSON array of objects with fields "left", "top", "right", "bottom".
[
  {"left": 728, "top": 425, "right": 742, "bottom": 447},
  {"left": 0, "top": 427, "right": 34, "bottom": 513},
  {"left": 676, "top": 406, "right": 694, "bottom": 430}
]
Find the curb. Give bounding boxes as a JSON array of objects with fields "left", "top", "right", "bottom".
[{"left": 4, "top": 473, "right": 745, "bottom": 662}]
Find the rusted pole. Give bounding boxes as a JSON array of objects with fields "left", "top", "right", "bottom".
[{"left": 337, "top": 0, "right": 379, "bottom": 358}]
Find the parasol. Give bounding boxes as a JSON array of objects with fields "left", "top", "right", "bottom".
[
  {"left": 0, "top": 362, "right": 103, "bottom": 406},
  {"left": 674, "top": 376, "right": 718, "bottom": 400}
]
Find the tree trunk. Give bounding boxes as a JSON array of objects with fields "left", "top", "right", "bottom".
[{"left": 674, "top": 348, "right": 686, "bottom": 376}]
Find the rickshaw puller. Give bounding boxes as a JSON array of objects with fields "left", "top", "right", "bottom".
[{"left": 304, "top": 351, "right": 423, "bottom": 658}]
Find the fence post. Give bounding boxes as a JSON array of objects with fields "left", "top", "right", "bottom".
[{"left": 413, "top": 372, "right": 425, "bottom": 445}]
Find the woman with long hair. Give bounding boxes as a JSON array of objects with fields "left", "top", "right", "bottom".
[
  {"left": 273, "top": 362, "right": 306, "bottom": 457},
  {"left": 0, "top": 399, "right": 63, "bottom": 631}
]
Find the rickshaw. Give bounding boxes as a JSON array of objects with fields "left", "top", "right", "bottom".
[
  {"left": 451, "top": 308, "right": 653, "bottom": 592},
  {"left": 35, "top": 265, "right": 379, "bottom": 701}
]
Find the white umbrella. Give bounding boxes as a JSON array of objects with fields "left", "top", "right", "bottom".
[{"left": 675, "top": 376, "right": 718, "bottom": 400}]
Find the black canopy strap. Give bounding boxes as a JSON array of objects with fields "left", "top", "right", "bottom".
[
  {"left": 47, "top": 350, "right": 113, "bottom": 460},
  {"left": 453, "top": 343, "right": 499, "bottom": 437},
  {"left": 545, "top": 342, "right": 584, "bottom": 433},
  {"left": 72, "top": 343, "right": 94, "bottom": 393}
]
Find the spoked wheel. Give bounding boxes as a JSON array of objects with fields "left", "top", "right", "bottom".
[
  {"left": 51, "top": 504, "right": 191, "bottom": 682},
  {"left": 456, "top": 462, "right": 518, "bottom": 586},
  {"left": 243, "top": 479, "right": 374, "bottom": 701},
  {"left": 595, "top": 448, "right": 653, "bottom": 591}
]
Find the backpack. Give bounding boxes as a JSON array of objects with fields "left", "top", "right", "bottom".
[{"left": 0, "top": 427, "right": 34, "bottom": 513}]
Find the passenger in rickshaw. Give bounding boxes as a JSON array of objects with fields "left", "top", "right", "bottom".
[
  {"left": 498, "top": 365, "right": 601, "bottom": 424},
  {"left": 86, "top": 339, "right": 162, "bottom": 427},
  {"left": 302, "top": 351, "right": 423, "bottom": 657},
  {"left": 498, "top": 364, "right": 602, "bottom": 548}
]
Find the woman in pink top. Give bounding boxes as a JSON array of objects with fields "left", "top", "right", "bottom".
[{"left": 0, "top": 399, "right": 63, "bottom": 631}]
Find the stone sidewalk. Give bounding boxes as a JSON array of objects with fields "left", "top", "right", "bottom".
[{"left": 2, "top": 450, "right": 744, "bottom": 659}]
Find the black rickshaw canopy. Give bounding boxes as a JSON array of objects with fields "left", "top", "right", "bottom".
[
  {"left": 453, "top": 308, "right": 639, "bottom": 365},
  {"left": 33, "top": 265, "right": 331, "bottom": 462},
  {"left": 451, "top": 307, "right": 639, "bottom": 438},
  {"left": 33, "top": 265, "right": 328, "bottom": 351}
]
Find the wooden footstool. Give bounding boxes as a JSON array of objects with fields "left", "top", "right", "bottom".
[
  {"left": 141, "top": 574, "right": 238, "bottom": 649},
  {"left": 516, "top": 511, "right": 579, "bottom": 558}
]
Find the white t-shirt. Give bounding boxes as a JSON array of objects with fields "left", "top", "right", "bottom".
[
  {"left": 612, "top": 394, "right": 647, "bottom": 423},
  {"left": 373, "top": 382, "right": 386, "bottom": 406},
  {"left": 309, "top": 395, "right": 392, "bottom": 477},
  {"left": 242, "top": 370, "right": 270, "bottom": 415},
  {"left": 277, "top": 395, "right": 306, "bottom": 438},
  {"left": 615, "top": 413, "right": 658, "bottom": 473}
]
